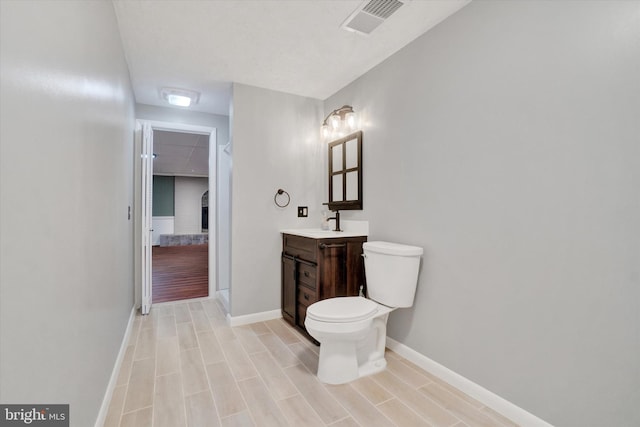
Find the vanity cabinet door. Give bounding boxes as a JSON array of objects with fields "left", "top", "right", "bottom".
[
  {"left": 281, "top": 254, "right": 296, "bottom": 325},
  {"left": 281, "top": 234, "right": 366, "bottom": 341},
  {"left": 317, "top": 242, "right": 347, "bottom": 299}
]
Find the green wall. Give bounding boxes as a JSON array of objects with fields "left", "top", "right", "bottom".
[{"left": 153, "top": 175, "right": 174, "bottom": 216}]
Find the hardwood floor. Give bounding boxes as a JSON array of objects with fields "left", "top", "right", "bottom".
[{"left": 152, "top": 244, "right": 208, "bottom": 303}]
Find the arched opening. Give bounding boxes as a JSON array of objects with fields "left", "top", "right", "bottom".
[{"left": 201, "top": 190, "right": 208, "bottom": 232}]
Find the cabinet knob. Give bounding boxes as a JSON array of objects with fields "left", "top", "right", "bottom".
[
  {"left": 303, "top": 294, "right": 309, "bottom": 300},
  {"left": 304, "top": 271, "right": 310, "bottom": 277}
]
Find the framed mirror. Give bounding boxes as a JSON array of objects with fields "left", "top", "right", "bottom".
[{"left": 327, "top": 131, "right": 362, "bottom": 210}]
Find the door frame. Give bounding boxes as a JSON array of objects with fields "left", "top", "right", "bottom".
[{"left": 134, "top": 120, "right": 217, "bottom": 311}]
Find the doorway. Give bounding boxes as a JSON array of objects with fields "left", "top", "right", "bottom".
[
  {"left": 152, "top": 130, "right": 209, "bottom": 302},
  {"left": 137, "top": 121, "right": 217, "bottom": 313}
]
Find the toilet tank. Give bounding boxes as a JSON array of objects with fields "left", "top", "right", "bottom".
[{"left": 363, "top": 241, "right": 423, "bottom": 308}]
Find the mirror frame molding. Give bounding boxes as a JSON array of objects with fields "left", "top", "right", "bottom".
[{"left": 327, "top": 130, "right": 363, "bottom": 211}]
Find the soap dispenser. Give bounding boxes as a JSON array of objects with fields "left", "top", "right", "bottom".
[{"left": 320, "top": 211, "right": 330, "bottom": 231}]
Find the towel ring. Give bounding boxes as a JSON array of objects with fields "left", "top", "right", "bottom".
[{"left": 274, "top": 189, "right": 290, "bottom": 208}]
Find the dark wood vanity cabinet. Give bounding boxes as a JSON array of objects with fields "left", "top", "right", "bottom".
[{"left": 281, "top": 233, "right": 367, "bottom": 340}]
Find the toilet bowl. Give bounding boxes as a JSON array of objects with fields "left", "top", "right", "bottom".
[
  {"left": 305, "top": 297, "right": 393, "bottom": 384},
  {"left": 305, "top": 241, "right": 423, "bottom": 385}
]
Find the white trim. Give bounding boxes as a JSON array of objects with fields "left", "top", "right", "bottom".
[
  {"left": 215, "top": 290, "right": 230, "bottom": 313},
  {"left": 142, "top": 120, "right": 216, "bottom": 135},
  {"left": 94, "top": 306, "right": 137, "bottom": 427},
  {"left": 135, "top": 119, "right": 218, "bottom": 312},
  {"left": 226, "top": 309, "right": 282, "bottom": 327},
  {"left": 385, "top": 337, "right": 554, "bottom": 427},
  {"left": 152, "top": 296, "right": 215, "bottom": 307},
  {"left": 140, "top": 122, "right": 153, "bottom": 315}
]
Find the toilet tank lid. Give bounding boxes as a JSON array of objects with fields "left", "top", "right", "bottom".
[{"left": 363, "top": 241, "right": 423, "bottom": 256}]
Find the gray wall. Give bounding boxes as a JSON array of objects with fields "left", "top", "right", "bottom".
[
  {"left": 136, "top": 103, "right": 229, "bottom": 146},
  {"left": 230, "top": 83, "right": 324, "bottom": 316},
  {"left": 0, "top": 1, "right": 135, "bottom": 426},
  {"left": 326, "top": 1, "right": 640, "bottom": 426},
  {"left": 153, "top": 175, "right": 175, "bottom": 216}
]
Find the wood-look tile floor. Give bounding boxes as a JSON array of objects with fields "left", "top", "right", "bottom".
[{"left": 103, "top": 299, "right": 519, "bottom": 427}]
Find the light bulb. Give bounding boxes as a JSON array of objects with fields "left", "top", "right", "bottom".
[
  {"left": 329, "top": 114, "right": 341, "bottom": 130},
  {"left": 345, "top": 112, "right": 356, "bottom": 130},
  {"left": 167, "top": 94, "right": 191, "bottom": 107},
  {"left": 321, "top": 124, "right": 330, "bottom": 139}
]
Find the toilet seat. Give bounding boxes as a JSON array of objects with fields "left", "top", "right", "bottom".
[{"left": 306, "top": 297, "right": 378, "bottom": 323}]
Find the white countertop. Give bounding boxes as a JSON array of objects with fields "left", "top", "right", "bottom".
[{"left": 280, "top": 229, "right": 367, "bottom": 239}]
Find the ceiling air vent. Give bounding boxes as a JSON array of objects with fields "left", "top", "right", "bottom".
[{"left": 341, "top": 0, "right": 405, "bottom": 35}]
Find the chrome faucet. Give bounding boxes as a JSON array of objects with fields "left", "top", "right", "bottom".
[{"left": 327, "top": 210, "right": 341, "bottom": 232}]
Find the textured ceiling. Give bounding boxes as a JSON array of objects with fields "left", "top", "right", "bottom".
[
  {"left": 153, "top": 130, "right": 209, "bottom": 177},
  {"left": 112, "top": 0, "right": 470, "bottom": 116}
]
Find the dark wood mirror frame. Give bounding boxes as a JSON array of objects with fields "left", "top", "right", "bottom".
[{"left": 327, "top": 131, "right": 363, "bottom": 211}]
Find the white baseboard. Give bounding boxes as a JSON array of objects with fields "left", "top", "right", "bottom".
[
  {"left": 385, "top": 337, "right": 554, "bottom": 427},
  {"left": 226, "top": 309, "right": 282, "bottom": 327},
  {"left": 152, "top": 295, "right": 215, "bottom": 307},
  {"left": 215, "top": 290, "right": 229, "bottom": 313},
  {"left": 94, "top": 306, "right": 137, "bottom": 427}
]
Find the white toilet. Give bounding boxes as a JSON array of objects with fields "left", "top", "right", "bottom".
[{"left": 305, "top": 241, "right": 423, "bottom": 384}]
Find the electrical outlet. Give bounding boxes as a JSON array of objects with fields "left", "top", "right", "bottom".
[{"left": 297, "top": 206, "right": 308, "bottom": 217}]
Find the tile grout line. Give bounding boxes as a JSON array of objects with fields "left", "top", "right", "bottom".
[
  {"left": 416, "top": 381, "right": 486, "bottom": 426},
  {"left": 240, "top": 321, "right": 301, "bottom": 427},
  {"left": 393, "top": 356, "right": 505, "bottom": 423},
  {"left": 191, "top": 303, "right": 223, "bottom": 426},
  {"left": 232, "top": 320, "right": 286, "bottom": 426},
  {"left": 369, "top": 364, "right": 463, "bottom": 427},
  {"left": 380, "top": 353, "right": 513, "bottom": 427},
  {"left": 210, "top": 305, "right": 258, "bottom": 425},
  {"left": 150, "top": 310, "right": 159, "bottom": 427},
  {"left": 201, "top": 302, "right": 228, "bottom": 426},
  {"left": 479, "top": 405, "right": 521, "bottom": 427},
  {"left": 326, "top": 415, "right": 363, "bottom": 426},
  {"left": 177, "top": 306, "right": 192, "bottom": 427},
  {"left": 325, "top": 380, "right": 398, "bottom": 427},
  {"left": 266, "top": 319, "right": 369, "bottom": 427},
  {"left": 259, "top": 319, "right": 312, "bottom": 426},
  {"left": 118, "top": 314, "right": 142, "bottom": 425},
  {"left": 374, "top": 396, "right": 434, "bottom": 427}
]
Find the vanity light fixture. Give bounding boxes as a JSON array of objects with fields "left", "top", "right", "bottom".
[
  {"left": 321, "top": 105, "right": 358, "bottom": 140},
  {"left": 160, "top": 87, "right": 200, "bottom": 107}
]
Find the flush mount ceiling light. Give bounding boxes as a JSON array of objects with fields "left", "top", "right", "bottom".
[
  {"left": 160, "top": 87, "right": 200, "bottom": 107},
  {"left": 321, "top": 105, "right": 358, "bottom": 140}
]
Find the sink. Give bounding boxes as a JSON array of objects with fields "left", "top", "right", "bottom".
[{"left": 280, "top": 228, "right": 367, "bottom": 239}]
